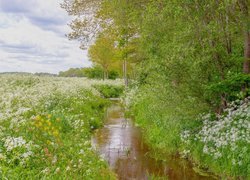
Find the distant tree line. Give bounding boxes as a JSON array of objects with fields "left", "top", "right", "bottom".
[
  {"left": 0, "top": 72, "right": 57, "bottom": 77},
  {"left": 34, "top": 73, "right": 57, "bottom": 77},
  {"left": 58, "top": 65, "right": 120, "bottom": 79}
]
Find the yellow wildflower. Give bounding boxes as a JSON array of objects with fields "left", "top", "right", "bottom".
[
  {"left": 38, "top": 122, "right": 42, "bottom": 127},
  {"left": 35, "top": 115, "right": 41, "bottom": 121},
  {"left": 53, "top": 130, "right": 59, "bottom": 137},
  {"left": 47, "top": 120, "right": 52, "bottom": 126}
]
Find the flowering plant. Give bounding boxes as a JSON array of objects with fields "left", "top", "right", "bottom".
[{"left": 181, "top": 97, "right": 250, "bottom": 176}]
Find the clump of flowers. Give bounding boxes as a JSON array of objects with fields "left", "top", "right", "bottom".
[
  {"left": 1, "top": 136, "right": 35, "bottom": 166},
  {"left": 121, "top": 85, "right": 139, "bottom": 109},
  {"left": 181, "top": 97, "right": 250, "bottom": 176},
  {"left": 31, "top": 114, "right": 61, "bottom": 145},
  {"left": 4, "top": 136, "right": 27, "bottom": 151}
]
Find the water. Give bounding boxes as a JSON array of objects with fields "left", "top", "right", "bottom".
[{"left": 92, "top": 102, "right": 214, "bottom": 180}]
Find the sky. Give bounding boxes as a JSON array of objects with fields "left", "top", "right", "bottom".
[{"left": 0, "top": 0, "right": 91, "bottom": 74}]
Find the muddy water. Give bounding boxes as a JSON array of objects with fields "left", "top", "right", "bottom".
[{"left": 92, "top": 102, "right": 213, "bottom": 180}]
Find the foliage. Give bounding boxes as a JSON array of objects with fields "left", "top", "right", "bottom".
[
  {"left": 83, "top": 66, "right": 104, "bottom": 79},
  {"left": 93, "top": 84, "right": 124, "bottom": 98},
  {"left": 0, "top": 74, "right": 119, "bottom": 179},
  {"left": 123, "top": 1, "right": 248, "bottom": 177},
  {"left": 108, "top": 70, "right": 119, "bottom": 80},
  {"left": 59, "top": 66, "right": 120, "bottom": 79},
  {"left": 206, "top": 73, "right": 250, "bottom": 102},
  {"left": 88, "top": 32, "right": 119, "bottom": 79},
  {"left": 61, "top": 0, "right": 102, "bottom": 48},
  {"left": 34, "top": 73, "right": 57, "bottom": 77},
  {"left": 59, "top": 67, "right": 86, "bottom": 77},
  {"left": 127, "top": 79, "right": 208, "bottom": 155}
]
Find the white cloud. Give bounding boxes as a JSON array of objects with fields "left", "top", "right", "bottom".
[{"left": 0, "top": 0, "right": 91, "bottom": 74}]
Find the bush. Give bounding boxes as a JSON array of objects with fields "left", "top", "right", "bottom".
[
  {"left": 94, "top": 84, "right": 124, "bottom": 98},
  {"left": 108, "top": 70, "right": 119, "bottom": 80},
  {"left": 83, "top": 66, "right": 103, "bottom": 79},
  {"left": 59, "top": 66, "right": 120, "bottom": 80},
  {"left": 58, "top": 68, "right": 85, "bottom": 77},
  {"left": 206, "top": 73, "right": 250, "bottom": 104}
]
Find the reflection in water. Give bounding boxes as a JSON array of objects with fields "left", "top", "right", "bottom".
[{"left": 92, "top": 103, "right": 213, "bottom": 180}]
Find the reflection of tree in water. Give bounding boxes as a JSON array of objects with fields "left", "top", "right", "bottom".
[{"left": 92, "top": 128, "right": 111, "bottom": 147}]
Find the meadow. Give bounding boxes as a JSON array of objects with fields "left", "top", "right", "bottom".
[{"left": 0, "top": 74, "right": 122, "bottom": 179}]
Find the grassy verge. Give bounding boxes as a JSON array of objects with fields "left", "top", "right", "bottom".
[
  {"left": 125, "top": 85, "right": 250, "bottom": 178},
  {"left": 124, "top": 83, "right": 205, "bottom": 157},
  {"left": 0, "top": 75, "right": 116, "bottom": 179}
]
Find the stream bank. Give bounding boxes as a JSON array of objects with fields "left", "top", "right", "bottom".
[{"left": 92, "top": 102, "right": 214, "bottom": 179}]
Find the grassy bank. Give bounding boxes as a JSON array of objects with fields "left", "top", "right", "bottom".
[
  {"left": 125, "top": 84, "right": 250, "bottom": 178},
  {"left": 124, "top": 81, "right": 207, "bottom": 156},
  {"left": 0, "top": 74, "right": 118, "bottom": 179}
]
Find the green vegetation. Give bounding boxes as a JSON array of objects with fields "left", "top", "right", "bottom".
[
  {"left": 1, "top": 0, "right": 249, "bottom": 178},
  {"left": 180, "top": 99, "right": 250, "bottom": 177},
  {"left": 63, "top": 0, "right": 250, "bottom": 178},
  {"left": 0, "top": 75, "right": 117, "bottom": 179},
  {"left": 59, "top": 66, "right": 120, "bottom": 80},
  {"left": 94, "top": 84, "right": 124, "bottom": 98},
  {"left": 59, "top": 67, "right": 86, "bottom": 77}
]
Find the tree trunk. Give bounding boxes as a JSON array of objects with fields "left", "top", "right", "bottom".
[
  {"left": 243, "top": 32, "right": 250, "bottom": 74},
  {"left": 123, "top": 59, "right": 128, "bottom": 87},
  {"left": 103, "top": 70, "right": 105, "bottom": 80},
  {"left": 238, "top": 0, "right": 250, "bottom": 73}
]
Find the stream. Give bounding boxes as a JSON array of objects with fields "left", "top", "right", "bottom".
[{"left": 92, "top": 102, "right": 213, "bottom": 180}]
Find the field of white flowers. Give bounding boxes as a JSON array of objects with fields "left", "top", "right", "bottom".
[
  {"left": 0, "top": 74, "right": 120, "bottom": 179},
  {"left": 181, "top": 98, "right": 250, "bottom": 177}
]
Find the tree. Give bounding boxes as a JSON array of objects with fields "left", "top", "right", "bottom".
[
  {"left": 62, "top": 0, "right": 249, "bottom": 106},
  {"left": 62, "top": 0, "right": 144, "bottom": 85},
  {"left": 88, "top": 32, "right": 117, "bottom": 79},
  {"left": 61, "top": 0, "right": 103, "bottom": 48},
  {"left": 98, "top": 0, "right": 144, "bottom": 86},
  {"left": 237, "top": 0, "right": 250, "bottom": 74}
]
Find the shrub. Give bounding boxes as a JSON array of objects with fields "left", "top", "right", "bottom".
[
  {"left": 93, "top": 84, "right": 124, "bottom": 98},
  {"left": 108, "top": 70, "right": 119, "bottom": 80},
  {"left": 206, "top": 73, "right": 250, "bottom": 104},
  {"left": 83, "top": 66, "right": 104, "bottom": 79}
]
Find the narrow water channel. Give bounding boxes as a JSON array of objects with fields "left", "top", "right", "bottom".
[{"left": 92, "top": 102, "right": 213, "bottom": 180}]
